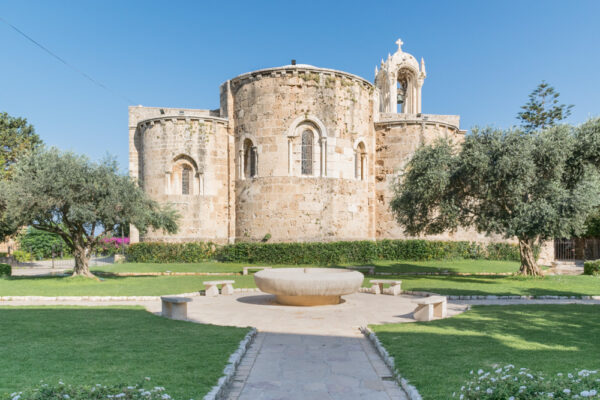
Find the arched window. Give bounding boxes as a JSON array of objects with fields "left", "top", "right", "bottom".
[
  {"left": 181, "top": 165, "right": 192, "bottom": 195},
  {"left": 243, "top": 139, "right": 257, "bottom": 178},
  {"left": 355, "top": 142, "right": 366, "bottom": 180},
  {"left": 301, "top": 130, "right": 313, "bottom": 175}
]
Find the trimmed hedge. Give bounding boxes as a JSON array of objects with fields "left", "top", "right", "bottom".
[
  {"left": 126, "top": 239, "right": 521, "bottom": 264},
  {"left": 0, "top": 263, "right": 11, "bottom": 277},
  {"left": 125, "top": 242, "right": 217, "bottom": 263},
  {"left": 584, "top": 260, "right": 600, "bottom": 275}
]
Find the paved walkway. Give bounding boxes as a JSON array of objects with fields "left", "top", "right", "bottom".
[{"left": 3, "top": 293, "right": 599, "bottom": 400}]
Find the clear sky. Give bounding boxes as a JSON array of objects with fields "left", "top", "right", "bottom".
[{"left": 2, "top": 0, "right": 599, "bottom": 172}]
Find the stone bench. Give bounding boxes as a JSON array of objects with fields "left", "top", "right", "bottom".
[
  {"left": 242, "top": 266, "right": 272, "bottom": 276},
  {"left": 203, "top": 280, "right": 235, "bottom": 297},
  {"left": 161, "top": 296, "right": 192, "bottom": 320},
  {"left": 350, "top": 266, "right": 375, "bottom": 275},
  {"left": 412, "top": 296, "right": 447, "bottom": 321},
  {"left": 370, "top": 279, "right": 402, "bottom": 295}
]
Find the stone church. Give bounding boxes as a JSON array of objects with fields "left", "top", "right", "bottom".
[{"left": 128, "top": 39, "right": 496, "bottom": 245}]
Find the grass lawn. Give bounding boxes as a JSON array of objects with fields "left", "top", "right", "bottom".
[
  {"left": 1, "top": 273, "right": 599, "bottom": 297},
  {"left": 371, "top": 305, "right": 600, "bottom": 400},
  {"left": 368, "top": 274, "right": 600, "bottom": 297},
  {"left": 0, "top": 306, "right": 249, "bottom": 399},
  {"left": 93, "top": 259, "right": 521, "bottom": 275}
]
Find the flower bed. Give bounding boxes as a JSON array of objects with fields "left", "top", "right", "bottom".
[{"left": 454, "top": 365, "right": 599, "bottom": 399}]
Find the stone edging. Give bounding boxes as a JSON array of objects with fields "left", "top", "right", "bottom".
[
  {"left": 0, "top": 288, "right": 263, "bottom": 302},
  {"left": 95, "top": 272, "right": 240, "bottom": 277},
  {"left": 401, "top": 290, "right": 600, "bottom": 300},
  {"left": 360, "top": 326, "right": 422, "bottom": 400},
  {"left": 203, "top": 328, "right": 257, "bottom": 400},
  {"left": 357, "top": 287, "right": 600, "bottom": 300}
]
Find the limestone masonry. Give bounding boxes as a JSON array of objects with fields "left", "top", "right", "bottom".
[{"left": 129, "top": 39, "right": 499, "bottom": 245}]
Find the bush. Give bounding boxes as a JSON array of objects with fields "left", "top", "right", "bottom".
[
  {"left": 12, "top": 250, "right": 32, "bottom": 262},
  {"left": 1, "top": 380, "right": 175, "bottom": 400},
  {"left": 17, "top": 227, "right": 69, "bottom": 260},
  {"left": 98, "top": 236, "right": 130, "bottom": 256},
  {"left": 0, "top": 263, "right": 10, "bottom": 277},
  {"left": 454, "top": 365, "right": 599, "bottom": 399},
  {"left": 127, "top": 239, "right": 522, "bottom": 264},
  {"left": 126, "top": 242, "right": 217, "bottom": 263},
  {"left": 584, "top": 260, "right": 600, "bottom": 275}
]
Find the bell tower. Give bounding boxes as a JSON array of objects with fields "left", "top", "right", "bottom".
[{"left": 374, "top": 39, "right": 426, "bottom": 114}]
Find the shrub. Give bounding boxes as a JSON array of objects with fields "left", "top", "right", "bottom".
[
  {"left": 12, "top": 250, "right": 32, "bottom": 262},
  {"left": 584, "top": 260, "right": 600, "bottom": 275},
  {"left": 0, "top": 263, "right": 10, "bottom": 277},
  {"left": 98, "top": 236, "right": 130, "bottom": 256},
  {"left": 17, "top": 227, "right": 69, "bottom": 260},
  {"left": 454, "top": 365, "right": 599, "bottom": 399},
  {"left": 1, "top": 380, "right": 175, "bottom": 400},
  {"left": 126, "top": 242, "right": 217, "bottom": 263},
  {"left": 126, "top": 239, "right": 522, "bottom": 264}
]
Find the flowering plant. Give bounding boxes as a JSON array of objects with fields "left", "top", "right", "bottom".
[
  {"left": 98, "top": 236, "right": 130, "bottom": 255},
  {"left": 454, "top": 365, "right": 599, "bottom": 399},
  {"left": 2, "top": 379, "right": 182, "bottom": 400}
]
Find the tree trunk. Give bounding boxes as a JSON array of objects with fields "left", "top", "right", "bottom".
[
  {"left": 71, "top": 243, "right": 96, "bottom": 278},
  {"left": 518, "top": 237, "right": 542, "bottom": 276}
]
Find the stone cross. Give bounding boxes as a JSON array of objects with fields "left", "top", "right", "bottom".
[{"left": 396, "top": 38, "right": 404, "bottom": 52}]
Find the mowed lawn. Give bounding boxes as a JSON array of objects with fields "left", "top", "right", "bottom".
[
  {"left": 91, "top": 259, "right": 521, "bottom": 275},
  {"left": 371, "top": 305, "right": 600, "bottom": 400},
  {"left": 1, "top": 273, "right": 599, "bottom": 297},
  {"left": 0, "top": 306, "right": 249, "bottom": 399}
]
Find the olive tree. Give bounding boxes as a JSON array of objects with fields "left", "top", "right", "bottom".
[
  {"left": 391, "top": 119, "right": 600, "bottom": 275},
  {"left": 0, "top": 148, "right": 179, "bottom": 277}
]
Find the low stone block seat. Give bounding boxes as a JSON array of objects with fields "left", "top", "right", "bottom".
[
  {"left": 203, "top": 280, "right": 235, "bottom": 297},
  {"left": 412, "top": 295, "right": 447, "bottom": 321},
  {"left": 161, "top": 296, "right": 192, "bottom": 320},
  {"left": 369, "top": 279, "right": 402, "bottom": 295},
  {"left": 242, "top": 266, "right": 272, "bottom": 275},
  {"left": 350, "top": 266, "right": 375, "bottom": 275}
]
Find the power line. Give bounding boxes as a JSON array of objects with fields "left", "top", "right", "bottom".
[{"left": 0, "top": 16, "right": 136, "bottom": 104}]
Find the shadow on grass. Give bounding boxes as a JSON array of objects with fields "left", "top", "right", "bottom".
[{"left": 372, "top": 304, "right": 600, "bottom": 399}]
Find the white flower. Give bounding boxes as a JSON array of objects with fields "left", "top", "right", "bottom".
[
  {"left": 580, "top": 391, "right": 591, "bottom": 397},
  {"left": 589, "top": 390, "right": 597, "bottom": 396},
  {"left": 161, "top": 395, "right": 171, "bottom": 400},
  {"left": 495, "top": 368, "right": 502, "bottom": 373},
  {"left": 508, "top": 397, "right": 515, "bottom": 400},
  {"left": 478, "top": 369, "right": 484, "bottom": 375},
  {"left": 564, "top": 389, "right": 571, "bottom": 394},
  {"left": 548, "top": 394, "right": 554, "bottom": 398},
  {"left": 11, "top": 396, "right": 20, "bottom": 400},
  {"left": 486, "top": 388, "right": 493, "bottom": 394},
  {"left": 63, "top": 395, "right": 69, "bottom": 399},
  {"left": 459, "top": 395, "right": 464, "bottom": 400}
]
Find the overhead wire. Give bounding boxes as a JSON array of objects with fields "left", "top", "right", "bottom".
[{"left": 0, "top": 15, "right": 136, "bottom": 105}]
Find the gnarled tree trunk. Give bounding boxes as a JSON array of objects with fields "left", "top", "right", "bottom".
[
  {"left": 518, "top": 237, "right": 542, "bottom": 276},
  {"left": 71, "top": 242, "right": 96, "bottom": 278}
]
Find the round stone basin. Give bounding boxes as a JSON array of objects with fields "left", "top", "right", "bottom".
[{"left": 253, "top": 268, "right": 364, "bottom": 306}]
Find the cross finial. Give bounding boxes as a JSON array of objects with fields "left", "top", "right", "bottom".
[{"left": 396, "top": 38, "right": 404, "bottom": 52}]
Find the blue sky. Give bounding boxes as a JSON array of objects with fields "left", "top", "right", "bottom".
[{"left": 1, "top": 0, "right": 599, "bottom": 172}]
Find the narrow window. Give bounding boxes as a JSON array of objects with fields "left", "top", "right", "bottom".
[
  {"left": 355, "top": 142, "right": 366, "bottom": 180},
  {"left": 244, "top": 139, "right": 256, "bottom": 178},
  {"left": 182, "top": 166, "right": 191, "bottom": 195},
  {"left": 301, "top": 130, "right": 313, "bottom": 175}
]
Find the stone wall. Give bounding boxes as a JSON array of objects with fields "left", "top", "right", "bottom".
[
  {"left": 226, "top": 66, "right": 376, "bottom": 241},
  {"left": 235, "top": 177, "right": 370, "bottom": 242},
  {"left": 133, "top": 110, "right": 231, "bottom": 243}
]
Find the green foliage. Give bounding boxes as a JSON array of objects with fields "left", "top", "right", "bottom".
[
  {"left": 456, "top": 366, "right": 599, "bottom": 399},
  {"left": 584, "top": 260, "right": 600, "bottom": 275},
  {"left": 517, "top": 81, "right": 574, "bottom": 133},
  {"left": 391, "top": 119, "right": 600, "bottom": 273},
  {"left": 0, "top": 263, "right": 10, "bottom": 277},
  {"left": 262, "top": 233, "right": 272, "bottom": 242},
  {"left": 17, "top": 227, "right": 69, "bottom": 260},
  {"left": 0, "top": 148, "right": 180, "bottom": 275},
  {"left": 0, "top": 112, "right": 42, "bottom": 181},
  {"left": 126, "top": 242, "right": 216, "bottom": 263},
  {"left": 126, "top": 239, "right": 522, "bottom": 264},
  {"left": 12, "top": 250, "right": 32, "bottom": 262},
  {"left": 1, "top": 381, "right": 174, "bottom": 400}
]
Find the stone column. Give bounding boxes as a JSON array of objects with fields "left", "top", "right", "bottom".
[
  {"left": 320, "top": 137, "right": 327, "bottom": 177},
  {"left": 287, "top": 136, "right": 294, "bottom": 176},
  {"left": 238, "top": 150, "right": 244, "bottom": 180}
]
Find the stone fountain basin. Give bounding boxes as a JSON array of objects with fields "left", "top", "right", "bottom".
[{"left": 253, "top": 268, "right": 364, "bottom": 306}]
